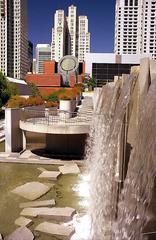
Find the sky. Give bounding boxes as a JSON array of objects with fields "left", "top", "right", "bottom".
[{"left": 28, "top": 0, "right": 116, "bottom": 55}]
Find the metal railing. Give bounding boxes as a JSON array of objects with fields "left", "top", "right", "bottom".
[{"left": 20, "top": 108, "right": 92, "bottom": 126}]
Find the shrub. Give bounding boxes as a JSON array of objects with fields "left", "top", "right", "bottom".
[
  {"left": 59, "top": 89, "right": 77, "bottom": 100},
  {"left": 45, "top": 89, "right": 65, "bottom": 102},
  {"left": 0, "top": 72, "right": 18, "bottom": 108},
  {"left": 6, "top": 96, "right": 44, "bottom": 108},
  {"left": 27, "top": 82, "right": 41, "bottom": 97},
  {"left": 45, "top": 101, "right": 58, "bottom": 108}
]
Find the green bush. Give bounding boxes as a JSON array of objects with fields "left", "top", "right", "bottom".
[{"left": 45, "top": 89, "right": 65, "bottom": 102}]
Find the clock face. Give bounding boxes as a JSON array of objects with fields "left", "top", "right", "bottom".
[{"left": 60, "top": 58, "right": 76, "bottom": 71}]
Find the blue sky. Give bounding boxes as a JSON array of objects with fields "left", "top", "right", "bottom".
[{"left": 28, "top": 0, "right": 116, "bottom": 54}]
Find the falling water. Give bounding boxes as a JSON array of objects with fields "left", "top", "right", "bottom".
[
  {"left": 87, "top": 72, "right": 139, "bottom": 239},
  {"left": 114, "top": 80, "right": 156, "bottom": 240},
  {"left": 87, "top": 62, "right": 156, "bottom": 240}
]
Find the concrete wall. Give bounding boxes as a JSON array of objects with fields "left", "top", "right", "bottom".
[{"left": 5, "top": 108, "right": 24, "bottom": 153}]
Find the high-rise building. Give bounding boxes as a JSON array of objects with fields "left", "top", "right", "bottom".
[
  {"left": 28, "top": 41, "right": 33, "bottom": 73},
  {"left": 51, "top": 5, "right": 90, "bottom": 62},
  {"left": 36, "top": 44, "right": 51, "bottom": 74},
  {"left": 115, "top": 0, "right": 156, "bottom": 59},
  {"left": 0, "top": 0, "right": 29, "bottom": 79}
]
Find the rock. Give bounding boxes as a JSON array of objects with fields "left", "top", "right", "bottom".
[
  {"left": 35, "top": 222, "right": 75, "bottom": 240},
  {"left": 58, "top": 164, "right": 80, "bottom": 175},
  {"left": 11, "top": 182, "right": 51, "bottom": 201},
  {"left": 19, "top": 199, "right": 55, "bottom": 208},
  {"left": 21, "top": 207, "right": 76, "bottom": 222},
  {"left": 4, "top": 227, "right": 34, "bottom": 240},
  {"left": 37, "top": 167, "right": 47, "bottom": 172},
  {"left": 38, "top": 171, "right": 61, "bottom": 180},
  {"left": 15, "top": 217, "right": 33, "bottom": 227}
]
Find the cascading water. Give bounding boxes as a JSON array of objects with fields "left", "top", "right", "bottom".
[
  {"left": 87, "top": 72, "right": 139, "bottom": 239},
  {"left": 87, "top": 60, "right": 156, "bottom": 240},
  {"left": 114, "top": 80, "right": 156, "bottom": 240}
]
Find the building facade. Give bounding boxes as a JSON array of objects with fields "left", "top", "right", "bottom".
[
  {"left": 51, "top": 5, "right": 90, "bottom": 62},
  {"left": 85, "top": 53, "right": 151, "bottom": 86},
  {"left": 115, "top": 0, "right": 156, "bottom": 59},
  {"left": 0, "top": 0, "right": 29, "bottom": 79},
  {"left": 36, "top": 44, "right": 51, "bottom": 74}
]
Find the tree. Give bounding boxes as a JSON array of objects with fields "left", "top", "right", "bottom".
[
  {"left": 0, "top": 72, "right": 18, "bottom": 108},
  {"left": 84, "top": 74, "right": 97, "bottom": 91}
]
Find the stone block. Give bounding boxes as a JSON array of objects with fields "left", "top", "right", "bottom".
[
  {"left": 35, "top": 222, "right": 75, "bottom": 240},
  {"left": 11, "top": 182, "right": 51, "bottom": 200},
  {"left": 19, "top": 199, "right": 55, "bottom": 208},
  {"left": 4, "top": 227, "right": 34, "bottom": 240},
  {"left": 59, "top": 164, "right": 80, "bottom": 175},
  {"left": 21, "top": 207, "right": 76, "bottom": 222},
  {"left": 15, "top": 217, "right": 33, "bottom": 227},
  {"left": 38, "top": 171, "right": 61, "bottom": 180}
]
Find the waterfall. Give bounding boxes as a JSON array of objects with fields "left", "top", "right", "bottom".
[{"left": 87, "top": 59, "right": 156, "bottom": 240}]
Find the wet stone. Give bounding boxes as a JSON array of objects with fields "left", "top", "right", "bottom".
[
  {"left": 20, "top": 207, "right": 76, "bottom": 222},
  {"left": 19, "top": 199, "right": 55, "bottom": 209},
  {"left": 4, "top": 227, "right": 34, "bottom": 240},
  {"left": 15, "top": 217, "right": 33, "bottom": 227},
  {"left": 11, "top": 182, "right": 51, "bottom": 201},
  {"left": 35, "top": 221, "right": 75, "bottom": 240},
  {"left": 38, "top": 171, "right": 61, "bottom": 181},
  {"left": 59, "top": 164, "right": 80, "bottom": 175}
]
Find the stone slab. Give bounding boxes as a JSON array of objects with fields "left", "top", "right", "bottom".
[
  {"left": 37, "top": 167, "right": 47, "bottom": 172},
  {"left": 21, "top": 207, "right": 76, "bottom": 222},
  {"left": 11, "top": 182, "right": 51, "bottom": 200},
  {"left": 19, "top": 199, "right": 55, "bottom": 209},
  {"left": 58, "top": 164, "right": 80, "bottom": 175},
  {"left": 15, "top": 217, "right": 33, "bottom": 227},
  {"left": 38, "top": 171, "right": 61, "bottom": 180},
  {"left": 35, "top": 222, "right": 75, "bottom": 240},
  {"left": 4, "top": 227, "right": 34, "bottom": 240}
]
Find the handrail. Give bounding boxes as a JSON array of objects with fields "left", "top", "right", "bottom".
[{"left": 20, "top": 108, "right": 92, "bottom": 126}]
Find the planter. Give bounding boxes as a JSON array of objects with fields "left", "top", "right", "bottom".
[{"left": 59, "top": 100, "right": 76, "bottom": 118}]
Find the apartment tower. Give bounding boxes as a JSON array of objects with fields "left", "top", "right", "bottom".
[
  {"left": 0, "top": 0, "right": 28, "bottom": 79},
  {"left": 51, "top": 5, "right": 90, "bottom": 62},
  {"left": 115, "top": 0, "right": 156, "bottom": 59}
]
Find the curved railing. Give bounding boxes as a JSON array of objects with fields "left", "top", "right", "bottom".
[{"left": 20, "top": 108, "right": 93, "bottom": 126}]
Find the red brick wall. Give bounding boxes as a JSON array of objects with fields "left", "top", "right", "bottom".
[
  {"left": 82, "top": 63, "right": 85, "bottom": 74},
  {"left": 25, "top": 74, "right": 61, "bottom": 87},
  {"left": 44, "top": 61, "right": 55, "bottom": 74}
]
